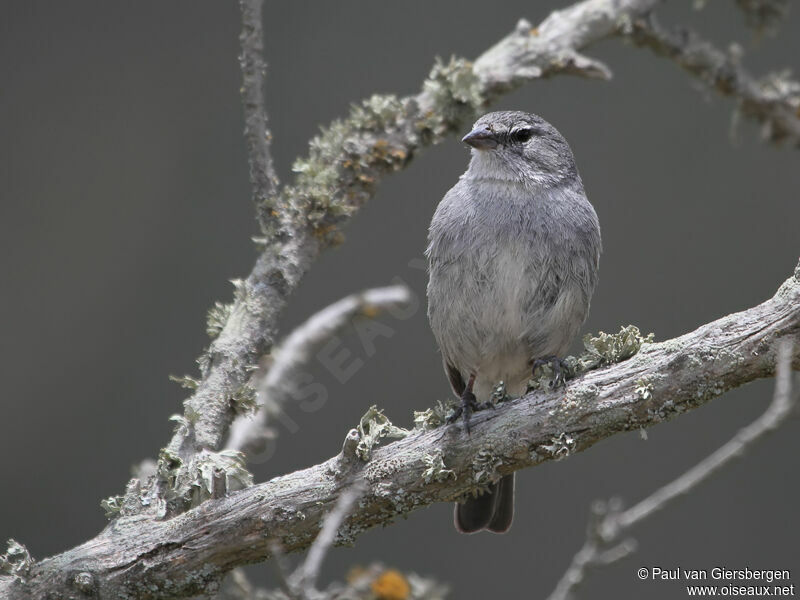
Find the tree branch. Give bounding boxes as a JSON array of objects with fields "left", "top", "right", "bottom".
[
  {"left": 546, "top": 339, "right": 797, "bottom": 600},
  {"left": 238, "top": 0, "right": 280, "bottom": 232},
  {"left": 225, "top": 285, "right": 412, "bottom": 456},
  {"left": 623, "top": 13, "right": 800, "bottom": 145},
  {"left": 5, "top": 263, "right": 798, "bottom": 599},
  {"left": 293, "top": 481, "right": 366, "bottom": 597}
]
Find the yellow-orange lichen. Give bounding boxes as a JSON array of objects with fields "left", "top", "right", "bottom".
[{"left": 371, "top": 569, "right": 411, "bottom": 600}]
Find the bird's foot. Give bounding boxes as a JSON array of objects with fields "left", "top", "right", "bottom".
[
  {"left": 447, "top": 389, "right": 493, "bottom": 434},
  {"left": 532, "top": 355, "right": 569, "bottom": 389}
]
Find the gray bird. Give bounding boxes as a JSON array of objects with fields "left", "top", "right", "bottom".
[{"left": 426, "top": 111, "right": 601, "bottom": 533}]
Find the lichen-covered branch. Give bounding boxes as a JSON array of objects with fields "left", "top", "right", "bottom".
[
  {"left": 4, "top": 264, "right": 798, "bottom": 600},
  {"left": 622, "top": 13, "right": 800, "bottom": 145},
  {"left": 546, "top": 340, "right": 797, "bottom": 600},
  {"left": 292, "top": 481, "right": 366, "bottom": 598}
]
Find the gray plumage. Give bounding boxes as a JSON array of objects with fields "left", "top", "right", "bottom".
[{"left": 425, "top": 111, "right": 601, "bottom": 533}]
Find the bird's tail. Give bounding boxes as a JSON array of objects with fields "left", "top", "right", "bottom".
[{"left": 454, "top": 473, "right": 514, "bottom": 534}]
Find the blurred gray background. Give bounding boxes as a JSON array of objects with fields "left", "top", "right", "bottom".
[{"left": 1, "top": 2, "right": 798, "bottom": 598}]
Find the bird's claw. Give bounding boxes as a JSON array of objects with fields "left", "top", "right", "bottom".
[
  {"left": 532, "top": 356, "right": 569, "bottom": 389},
  {"left": 447, "top": 390, "right": 493, "bottom": 434}
]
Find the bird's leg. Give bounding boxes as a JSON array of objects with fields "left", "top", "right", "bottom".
[
  {"left": 532, "top": 355, "right": 569, "bottom": 389},
  {"left": 446, "top": 374, "right": 492, "bottom": 434}
]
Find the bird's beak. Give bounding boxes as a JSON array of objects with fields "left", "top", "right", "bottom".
[{"left": 462, "top": 126, "right": 498, "bottom": 150}]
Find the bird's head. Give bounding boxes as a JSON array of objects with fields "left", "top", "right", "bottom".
[{"left": 462, "top": 111, "right": 578, "bottom": 187}]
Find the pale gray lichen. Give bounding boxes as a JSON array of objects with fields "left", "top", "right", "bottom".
[
  {"left": 229, "top": 277, "right": 271, "bottom": 317},
  {"left": 169, "top": 414, "right": 190, "bottom": 437},
  {"left": 168, "top": 374, "right": 200, "bottom": 390},
  {"left": 168, "top": 405, "right": 201, "bottom": 436},
  {"left": 229, "top": 383, "right": 258, "bottom": 416},
  {"left": 356, "top": 406, "right": 411, "bottom": 461},
  {"left": 413, "top": 400, "right": 452, "bottom": 431},
  {"left": 350, "top": 94, "right": 410, "bottom": 133},
  {"left": 206, "top": 301, "right": 233, "bottom": 338},
  {"left": 635, "top": 378, "right": 655, "bottom": 400},
  {"left": 579, "top": 325, "right": 654, "bottom": 369},
  {"left": 101, "top": 495, "right": 124, "bottom": 518},
  {"left": 540, "top": 432, "right": 576, "bottom": 460},
  {"left": 422, "top": 449, "right": 456, "bottom": 484},
  {"left": 471, "top": 447, "right": 504, "bottom": 487},
  {"left": 421, "top": 57, "right": 486, "bottom": 139},
  {"left": 529, "top": 325, "right": 654, "bottom": 390},
  {"left": 173, "top": 449, "right": 253, "bottom": 509},
  {"left": 153, "top": 449, "right": 252, "bottom": 514},
  {"left": 286, "top": 94, "right": 415, "bottom": 244},
  {"left": 489, "top": 381, "right": 510, "bottom": 404},
  {"left": 0, "top": 539, "right": 34, "bottom": 579}
]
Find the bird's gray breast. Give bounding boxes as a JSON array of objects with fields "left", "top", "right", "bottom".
[{"left": 426, "top": 177, "right": 600, "bottom": 397}]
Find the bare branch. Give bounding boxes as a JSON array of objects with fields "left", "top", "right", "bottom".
[
  {"left": 619, "top": 339, "right": 796, "bottom": 529},
  {"left": 546, "top": 340, "right": 797, "bottom": 600},
  {"left": 5, "top": 264, "right": 798, "bottom": 600},
  {"left": 238, "top": 0, "right": 280, "bottom": 232},
  {"left": 734, "top": 0, "right": 790, "bottom": 35},
  {"left": 623, "top": 13, "right": 800, "bottom": 145},
  {"left": 212, "top": 569, "right": 266, "bottom": 600},
  {"left": 226, "top": 285, "right": 412, "bottom": 455},
  {"left": 269, "top": 542, "right": 300, "bottom": 600},
  {"left": 237, "top": 481, "right": 367, "bottom": 600},
  {"left": 294, "top": 481, "right": 366, "bottom": 596}
]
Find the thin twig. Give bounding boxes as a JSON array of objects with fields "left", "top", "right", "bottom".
[
  {"left": 269, "top": 541, "right": 300, "bottom": 600},
  {"left": 294, "top": 481, "right": 367, "bottom": 597},
  {"left": 546, "top": 340, "right": 797, "bottom": 600},
  {"left": 734, "top": 0, "right": 790, "bottom": 35},
  {"left": 262, "top": 482, "right": 367, "bottom": 600},
  {"left": 211, "top": 568, "right": 263, "bottom": 600},
  {"left": 619, "top": 342, "right": 795, "bottom": 529},
  {"left": 225, "top": 285, "right": 412, "bottom": 455},
  {"left": 238, "top": 0, "right": 280, "bottom": 232}
]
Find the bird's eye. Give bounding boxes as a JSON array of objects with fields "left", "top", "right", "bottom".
[{"left": 511, "top": 127, "right": 535, "bottom": 143}]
